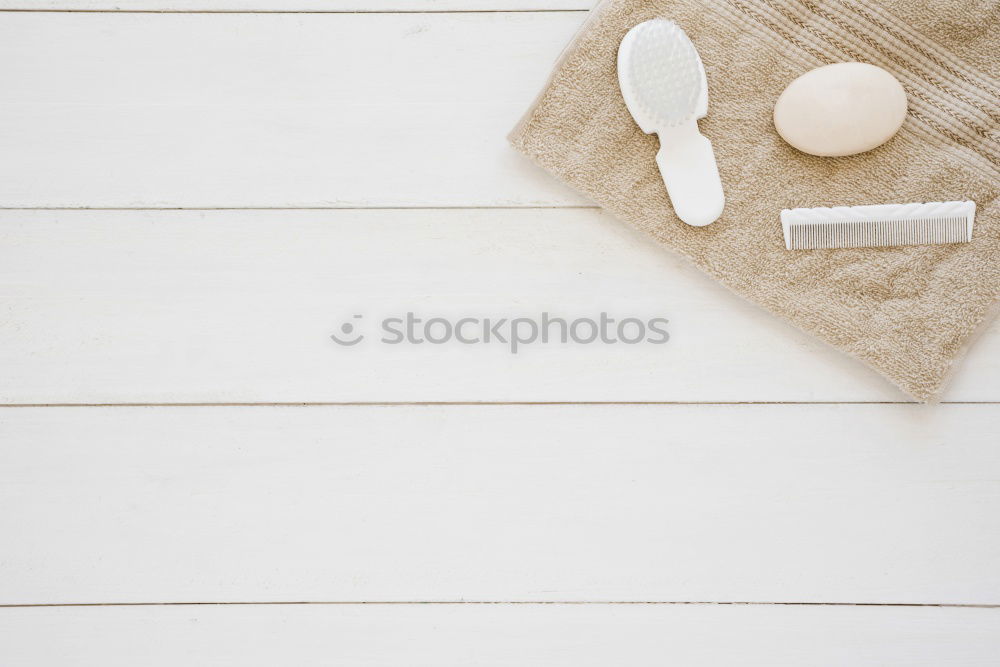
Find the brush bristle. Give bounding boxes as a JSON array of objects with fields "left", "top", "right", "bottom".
[{"left": 621, "top": 20, "right": 702, "bottom": 129}]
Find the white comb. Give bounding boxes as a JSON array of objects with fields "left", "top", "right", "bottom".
[
  {"left": 617, "top": 19, "right": 724, "bottom": 227},
  {"left": 781, "top": 201, "right": 976, "bottom": 250}
]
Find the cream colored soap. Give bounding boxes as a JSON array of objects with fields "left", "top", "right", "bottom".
[{"left": 773, "top": 62, "right": 908, "bottom": 157}]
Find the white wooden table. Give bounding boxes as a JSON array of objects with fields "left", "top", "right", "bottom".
[{"left": 1, "top": 2, "right": 998, "bottom": 664}]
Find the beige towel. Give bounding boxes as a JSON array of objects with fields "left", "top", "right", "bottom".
[{"left": 510, "top": 0, "right": 1000, "bottom": 400}]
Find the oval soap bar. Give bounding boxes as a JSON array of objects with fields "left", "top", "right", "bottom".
[{"left": 773, "top": 62, "right": 908, "bottom": 157}]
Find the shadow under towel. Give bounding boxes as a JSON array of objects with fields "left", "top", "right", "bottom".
[{"left": 509, "top": 0, "right": 1000, "bottom": 400}]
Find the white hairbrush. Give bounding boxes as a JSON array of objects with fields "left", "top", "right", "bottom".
[{"left": 618, "top": 19, "right": 724, "bottom": 227}]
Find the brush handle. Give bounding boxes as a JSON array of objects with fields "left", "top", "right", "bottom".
[{"left": 655, "top": 123, "right": 725, "bottom": 227}]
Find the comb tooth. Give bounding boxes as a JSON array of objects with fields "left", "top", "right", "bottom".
[{"left": 782, "top": 205, "right": 975, "bottom": 250}]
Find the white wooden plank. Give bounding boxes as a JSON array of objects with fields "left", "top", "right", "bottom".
[
  {"left": 1, "top": 604, "right": 998, "bottom": 666},
  {"left": 1, "top": 1, "right": 596, "bottom": 8},
  {"left": 0, "top": 1, "right": 593, "bottom": 10},
  {"left": 0, "top": 11, "right": 589, "bottom": 208},
  {"left": 2, "top": 404, "right": 998, "bottom": 604},
  {"left": 2, "top": 209, "right": 998, "bottom": 403}
]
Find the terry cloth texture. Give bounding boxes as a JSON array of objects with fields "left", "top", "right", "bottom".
[{"left": 509, "top": 0, "right": 1000, "bottom": 400}]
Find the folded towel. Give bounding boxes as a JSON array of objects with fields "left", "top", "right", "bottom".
[{"left": 510, "top": 0, "right": 999, "bottom": 400}]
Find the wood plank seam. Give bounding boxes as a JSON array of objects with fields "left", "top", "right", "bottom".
[
  {"left": 0, "top": 402, "right": 995, "bottom": 407},
  {"left": 1, "top": 401, "right": 998, "bottom": 406},
  {"left": 0, "top": 8, "right": 590, "bottom": 13},
  {"left": 0, "top": 206, "right": 603, "bottom": 211},
  {"left": 2, "top": 601, "right": 998, "bottom": 608}
]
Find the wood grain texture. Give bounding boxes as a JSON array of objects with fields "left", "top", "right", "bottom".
[
  {"left": 1, "top": 9, "right": 998, "bottom": 659},
  {"left": 3, "top": 209, "right": 999, "bottom": 403},
  {"left": 0, "top": 11, "right": 589, "bottom": 208},
  {"left": 2, "top": 604, "right": 999, "bottom": 666},
  {"left": 2, "top": 404, "right": 999, "bottom": 605}
]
